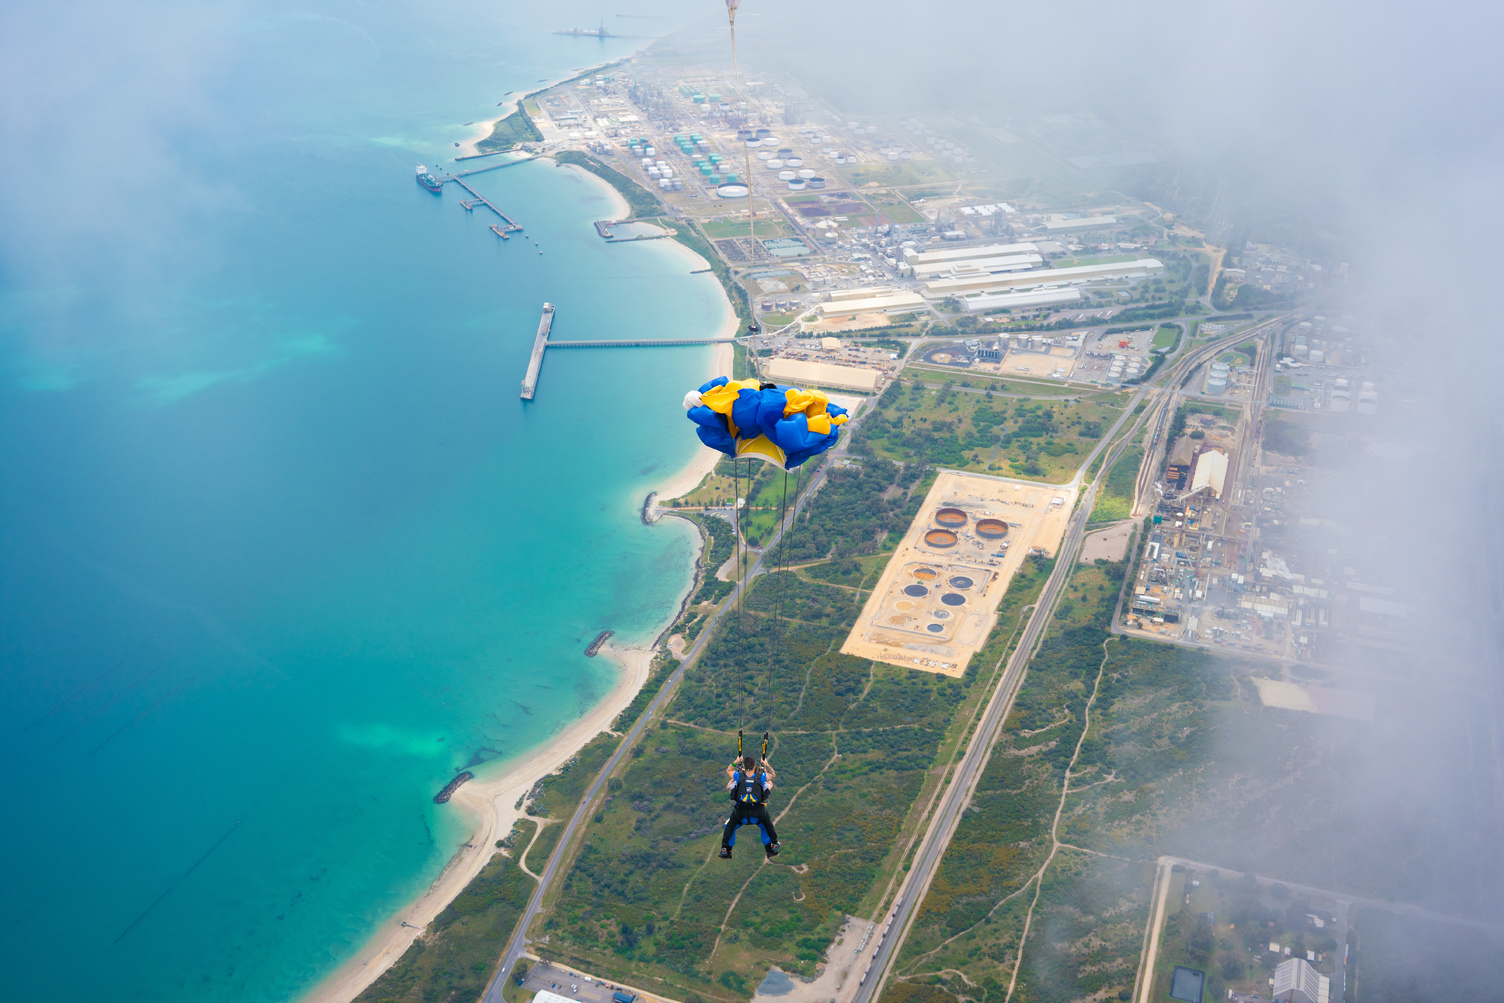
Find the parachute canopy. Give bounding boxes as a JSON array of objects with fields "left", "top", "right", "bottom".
[{"left": 684, "top": 376, "right": 848, "bottom": 470}]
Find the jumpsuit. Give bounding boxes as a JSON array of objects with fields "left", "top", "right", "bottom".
[{"left": 721, "top": 769, "right": 778, "bottom": 848}]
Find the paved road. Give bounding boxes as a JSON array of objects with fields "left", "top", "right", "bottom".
[
  {"left": 479, "top": 413, "right": 865, "bottom": 1003},
  {"left": 852, "top": 323, "right": 1285, "bottom": 1003},
  {"left": 482, "top": 325, "right": 1280, "bottom": 1003},
  {"left": 519, "top": 959, "right": 676, "bottom": 1003}
]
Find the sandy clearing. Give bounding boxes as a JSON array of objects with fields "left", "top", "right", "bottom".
[
  {"left": 299, "top": 642, "right": 653, "bottom": 1003},
  {"left": 1079, "top": 520, "right": 1134, "bottom": 562}
]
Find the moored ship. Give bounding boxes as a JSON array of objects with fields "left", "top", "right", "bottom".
[{"left": 415, "top": 165, "right": 443, "bottom": 193}]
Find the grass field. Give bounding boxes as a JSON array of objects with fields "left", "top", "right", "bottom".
[
  {"left": 1088, "top": 443, "right": 1144, "bottom": 522},
  {"left": 854, "top": 379, "right": 1121, "bottom": 483},
  {"left": 700, "top": 219, "right": 796, "bottom": 240},
  {"left": 840, "top": 161, "right": 956, "bottom": 188},
  {"left": 524, "top": 457, "right": 1059, "bottom": 1003}
]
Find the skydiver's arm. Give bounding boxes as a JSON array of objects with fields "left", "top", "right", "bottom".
[{"left": 761, "top": 760, "right": 776, "bottom": 782}]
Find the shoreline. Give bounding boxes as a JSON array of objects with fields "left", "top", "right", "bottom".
[
  {"left": 455, "top": 54, "right": 642, "bottom": 159},
  {"left": 301, "top": 144, "right": 738, "bottom": 1003},
  {"left": 299, "top": 641, "right": 653, "bottom": 1003}
]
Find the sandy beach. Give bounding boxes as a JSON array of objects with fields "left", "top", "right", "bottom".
[
  {"left": 555, "top": 160, "right": 631, "bottom": 220},
  {"left": 300, "top": 641, "right": 654, "bottom": 1003},
  {"left": 301, "top": 138, "right": 741, "bottom": 1003},
  {"left": 456, "top": 116, "right": 502, "bottom": 158}
]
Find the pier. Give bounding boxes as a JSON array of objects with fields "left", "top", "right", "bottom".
[
  {"left": 518, "top": 309, "right": 737, "bottom": 401},
  {"left": 520, "top": 303, "right": 554, "bottom": 400},
  {"left": 547, "top": 338, "right": 736, "bottom": 348},
  {"left": 449, "top": 176, "right": 523, "bottom": 235}
]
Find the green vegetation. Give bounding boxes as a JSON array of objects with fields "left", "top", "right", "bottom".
[
  {"left": 1261, "top": 418, "right": 1311, "bottom": 457},
  {"left": 356, "top": 731, "right": 620, "bottom": 1003},
  {"left": 1152, "top": 323, "right": 1182, "bottom": 350},
  {"left": 674, "top": 221, "right": 755, "bottom": 332},
  {"left": 1212, "top": 273, "right": 1296, "bottom": 310},
  {"left": 1050, "top": 253, "right": 1140, "bottom": 268},
  {"left": 700, "top": 219, "right": 796, "bottom": 240},
  {"left": 552, "top": 151, "right": 661, "bottom": 218},
  {"left": 841, "top": 162, "right": 955, "bottom": 188},
  {"left": 782, "top": 458, "right": 929, "bottom": 562},
  {"left": 528, "top": 461, "right": 1058, "bottom": 1002},
  {"left": 890, "top": 562, "right": 1243, "bottom": 1003},
  {"left": 855, "top": 379, "right": 1118, "bottom": 481},
  {"left": 355, "top": 832, "right": 536, "bottom": 1003},
  {"left": 1089, "top": 444, "right": 1143, "bottom": 523},
  {"left": 1167, "top": 401, "right": 1236, "bottom": 444},
  {"left": 1149, "top": 868, "right": 1344, "bottom": 1002},
  {"left": 476, "top": 106, "right": 543, "bottom": 154}
]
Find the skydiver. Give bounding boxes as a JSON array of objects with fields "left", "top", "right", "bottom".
[{"left": 719, "top": 754, "right": 779, "bottom": 859}]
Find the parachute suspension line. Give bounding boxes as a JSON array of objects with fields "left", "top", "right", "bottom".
[
  {"left": 789, "top": 465, "right": 803, "bottom": 566},
  {"left": 733, "top": 455, "right": 743, "bottom": 621},
  {"left": 726, "top": 0, "right": 755, "bottom": 244},
  {"left": 776, "top": 469, "right": 789, "bottom": 577}
]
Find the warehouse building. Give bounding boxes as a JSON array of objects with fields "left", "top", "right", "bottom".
[
  {"left": 903, "top": 242, "right": 1039, "bottom": 266},
  {"left": 1042, "top": 214, "right": 1118, "bottom": 231},
  {"left": 1188, "top": 448, "right": 1229, "bottom": 499},
  {"left": 923, "top": 259, "right": 1163, "bottom": 298},
  {"left": 816, "top": 287, "right": 927, "bottom": 319},
  {"left": 1272, "top": 958, "right": 1329, "bottom": 1003},
  {"left": 909, "top": 252, "right": 1044, "bottom": 280},
  {"left": 763, "top": 357, "right": 880, "bottom": 392},
  {"left": 961, "top": 287, "right": 1082, "bottom": 311}
]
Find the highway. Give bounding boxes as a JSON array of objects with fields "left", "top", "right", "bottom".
[
  {"left": 851, "top": 320, "right": 1285, "bottom": 1003},
  {"left": 478, "top": 407, "right": 859, "bottom": 1003},
  {"left": 480, "top": 322, "right": 1283, "bottom": 1003}
]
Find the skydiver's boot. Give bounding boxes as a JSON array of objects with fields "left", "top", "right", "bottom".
[
  {"left": 719, "top": 846, "right": 732, "bottom": 859},
  {"left": 765, "top": 842, "right": 780, "bottom": 859}
]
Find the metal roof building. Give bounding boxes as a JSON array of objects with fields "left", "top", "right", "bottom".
[
  {"left": 1189, "top": 448, "right": 1229, "bottom": 499},
  {"left": 1042, "top": 214, "right": 1118, "bottom": 230},
  {"left": 961, "top": 287, "right": 1082, "bottom": 311},
  {"left": 924, "top": 259, "right": 1163, "bottom": 297},
  {"left": 1273, "top": 958, "right": 1329, "bottom": 1003},
  {"left": 763, "top": 358, "right": 880, "bottom": 392},
  {"left": 817, "top": 288, "right": 926, "bottom": 318},
  {"left": 911, "top": 253, "right": 1043, "bottom": 279},
  {"left": 903, "top": 242, "right": 1039, "bottom": 266}
]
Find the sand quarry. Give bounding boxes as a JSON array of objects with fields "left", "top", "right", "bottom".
[{"left": 841, "top": 471, "right": 1076, "bottom": 677}]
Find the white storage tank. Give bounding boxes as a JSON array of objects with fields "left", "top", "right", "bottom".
[
  {"left": 787, "top": 179, "right": 806, "bottom": 190},
  {"left": 778, "top": 170, "right": 796, "bottom": 181},
  {"left": 766, "top": 159, "right": 785, "bottom": 169}
]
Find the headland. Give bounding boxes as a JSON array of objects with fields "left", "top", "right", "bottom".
[{"left": 299, "top": 151, "right": 737, "bottom": 1003}]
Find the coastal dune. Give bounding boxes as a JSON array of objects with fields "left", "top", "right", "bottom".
[
  {"left": 302, "top": 643, "right": 653, "bottom": 1003},
  {"left": 302, "top": 165, "right": 736, "bottom": 1003}
]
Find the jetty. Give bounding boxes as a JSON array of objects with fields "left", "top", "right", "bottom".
[
  {"left": 584, "top": 630, "right": 614, "bottom": 657},
  {"left": 520, "top": 334, "right": 736, "bottom": 399},
  {"left": 548, "top": 338, "right": 736, "bottom": 348},
  {"left": 520, "top": 303, "right": 554, "bottom": 400},
  {"left": 433, "top": 771, "right": 474, "bottom": 804},
  {"left": 450, "top": 176, "right": 523, "bottom": 236}
]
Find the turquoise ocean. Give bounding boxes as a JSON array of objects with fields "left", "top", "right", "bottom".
[{"left": 0, "top": 2, "right": 719, "bottom": 1000}]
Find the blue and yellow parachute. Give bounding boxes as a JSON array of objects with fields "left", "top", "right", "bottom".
[{"left": 684, "top": 377, "right": 849, "bottom": 470}]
